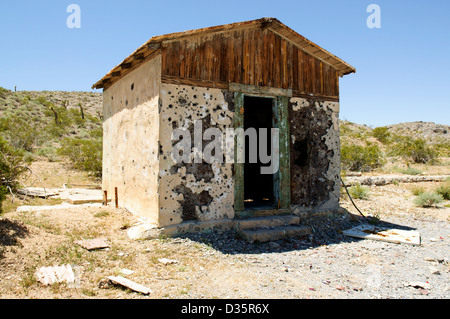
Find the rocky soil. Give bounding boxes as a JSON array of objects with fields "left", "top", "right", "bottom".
[{"left": 0, "top": 180, "right": 448, "bottom": 300}]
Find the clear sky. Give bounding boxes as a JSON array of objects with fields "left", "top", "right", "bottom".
[{"left": 0, "top": 0, "right": 449, "bottom": 127}]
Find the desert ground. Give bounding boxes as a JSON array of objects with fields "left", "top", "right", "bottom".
[{"left": 0, "top": 160, "right": 448, "bottom": 299}]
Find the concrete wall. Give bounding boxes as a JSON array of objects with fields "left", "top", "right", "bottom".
[
  {"left": 158, "top": 83, "right": 235, "bottom": 227},
  {"left": 102, "top": 56, "right": 161, "bottom": 224},
  {"left": 102, "top": 64, "right": 341, "bottom": 228},
  {"left": 289, "top": 97, "right": 341, "bottom": 213}
]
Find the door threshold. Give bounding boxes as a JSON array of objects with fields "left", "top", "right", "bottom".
[{"left": 235, "top": 208, "right": 291, "bottom": 219}]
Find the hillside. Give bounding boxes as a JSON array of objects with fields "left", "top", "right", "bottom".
[
  {"left": 0, "top": 87, "right": 449, "bottom": 177},
  {"left": 340, "top": 120, "right": 450, "bottom": 145}
]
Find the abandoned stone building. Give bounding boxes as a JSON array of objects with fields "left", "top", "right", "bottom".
[{"left": 92, "top": 18, "right": 355, "bottom": 240}]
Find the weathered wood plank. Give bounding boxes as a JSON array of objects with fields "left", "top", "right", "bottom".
[
  {"left": 234, "top": 92, "right": 245, "bottom": 212},
  {"left": 161, "top": 75, "right": 228, "bottom": 90},
  {"left": 277, "top": 96, "right": 291, "bottom": 209},
  {"left": 229, "top": 83, "right": 292, "bottom": 97},
  {"left": 107, "top": 276, "right": 152, "bottom": 295},
  {"left": 159, "top": 28, "right": 340, "bottom": 97},
  {"left": 343, "top": 225, "right": 421, "bottom": 246}
]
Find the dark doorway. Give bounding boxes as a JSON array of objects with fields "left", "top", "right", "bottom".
[{"left": 243, "top": 96, "right": 275, "bottom": 209}]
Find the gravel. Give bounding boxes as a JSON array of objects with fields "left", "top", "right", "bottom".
[{"left": 179, "top": 213, "right": 449, "bottom": 299}]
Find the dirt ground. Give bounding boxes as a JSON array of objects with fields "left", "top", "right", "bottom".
[{"left": 0, "top": 162, "right": 449, "bottom": 299}]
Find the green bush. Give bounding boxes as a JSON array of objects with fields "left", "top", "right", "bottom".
[
  {"left": 436, "top": 183, "right": 450, "bottom": 200},
  {"left": 349, "top": 184, "right": 370, "bottom": 200},
  {"left": 391, "top": 137, "right": 437, "bottom": 164},
  {"left": 0, "top": 116, "right": 38, "bottom": 152},
  {"left": 414, "top": 192, "right": 443, "bottom": 207},
  {"left": 0, "top": 87, "right": 10, "bottom": 99},
  {"left": 372, "top": 127, "right": 390, "bottom": 144},
  {"left": 57, "top": 137, "right": 102, "bottom": 177},
  {"left": 410, "top": 185, "right": 425, "bottom": 196},
  {"left": 341, "top": 142, "right": 385, "bottom": 172},
  {"left": 397, "top": 167, "right": 422, "bottom": 175},
  {"left": 0, "top": 137, "right": 32, "bottom": 214}
]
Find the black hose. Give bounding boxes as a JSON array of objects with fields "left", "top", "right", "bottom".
[{"left": 340, "top": 176, "right": 366, "bottom": 218}]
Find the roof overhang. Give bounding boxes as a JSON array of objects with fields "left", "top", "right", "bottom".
[{"left": 92, "top": 18, "right": 355, "bottom": 90}]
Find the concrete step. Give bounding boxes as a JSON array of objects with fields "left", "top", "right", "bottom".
[
  {"left": 239, "top": 225, "right": 312, "bottom": 243},
  {"left": 234, "top": 215, "right": 300, "bottom": 231}
]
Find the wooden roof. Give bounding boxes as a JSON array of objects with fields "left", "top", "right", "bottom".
[{"left": 92, "top": 18, "right": 355, "bottom": 90}]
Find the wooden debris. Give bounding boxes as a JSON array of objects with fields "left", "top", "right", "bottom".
[
  {"left": 35, "top": 264, "right": 75, "bottom": 286},
  {"left": 343, "top": 224, "right": 421, "bottom": 246},
  {"left": 405, "top": 281, "right": 431, "bottom": 290},
  {"left": 75, "top": 238, "right": 110, "bottom": 251},
  {"left": 107, "top": 276, "right": 152, "bottom": 295}
]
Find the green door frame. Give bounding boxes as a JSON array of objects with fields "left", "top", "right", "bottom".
[{"left": 233, "top": 92, "right": 290, "bottom": 216}]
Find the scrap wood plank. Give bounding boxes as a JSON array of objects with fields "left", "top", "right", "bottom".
[
  {"left": 343, "top": 224, "right": 421, "bottom": 246},
  {"left": 75, "top": 238, "right": 110, "bottom": 250},
  {"left": 107, "top": 276, "right": 152, "bottom": 295}
]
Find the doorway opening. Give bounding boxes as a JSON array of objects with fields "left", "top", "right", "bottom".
[{"left": 243, "top": 95, "right": 275, "bottom": 209}]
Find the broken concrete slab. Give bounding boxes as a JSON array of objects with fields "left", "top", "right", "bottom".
[
  {"left": 17, "top": 187, "right": 59, "bottom": 198},
  {"left": 107, "top": 276, "right": 152, "bottom": 295},
  {"left": 75, "top": 238, "right": 110, "bottom": 251},
  {"left": 55, "top": 188, "right": 109, "bottom": 204},
  {"left": 343, "top": 224, "right": 421, "bottom": 246},
  {"left": 35, "top": 264, "right": 75, "bottom": 286}
]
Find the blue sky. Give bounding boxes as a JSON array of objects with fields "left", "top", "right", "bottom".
[{"left": 0, "top": 0, "right": 449, "bottom": 127}]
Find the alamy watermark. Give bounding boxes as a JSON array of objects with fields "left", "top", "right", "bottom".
[
  {"left": 367, "top": 4, "right": 381, "bottom": 29},
  {"left": 171, "top": 120, "right": 280, "bottom": 175},
  {"left": 66, "top": 4, "right": 81, "bottom": 29}
]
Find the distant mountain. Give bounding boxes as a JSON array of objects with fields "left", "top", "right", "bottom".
[
  {"left": 384, "top": 122, "right": 449, "bottom": 144},
  {"left": 340, "top": 120, "right": 450, "bottom": 145}
]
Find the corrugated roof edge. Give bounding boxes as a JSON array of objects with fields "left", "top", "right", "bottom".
[{"left": 92, "top": 17, "right": 355, "bottom": 90}]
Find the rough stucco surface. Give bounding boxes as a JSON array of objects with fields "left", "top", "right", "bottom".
[
  {"left": 102, "top": 57, "right": 161, "bottom": 224},
  {"left": 289, "top": 97, "right": 341, "bottom": 213},
  {"left": 158, "top": 83, "right": 235, "bottom": 227},
  {"left": 103, "top": 66, "right": 342, "bottom": 228}
]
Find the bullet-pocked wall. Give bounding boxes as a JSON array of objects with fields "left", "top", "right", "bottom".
[
  {"left": 102, "top": 56, "right": 161, "bottom": 224},
  {"left": 158, "top": 83, "right": 235, "bottom": 227},
  {"left": 289, "top": 97, "right": 341, "bottom": 213}
]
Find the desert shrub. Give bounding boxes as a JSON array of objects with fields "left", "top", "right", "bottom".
[
  {"left": 0, "top": 116, "right": 38, "bottom": 152},
  {"left": 341, "top": 142, "right": 385, "bottom": 172},
  {"left": 414, "top": 192, "right": 443, "bottom": 207},
  {"left": 0, "top": 137, "right": 32, "bottom": 214},
  {"left": 435, "top": 182, "right": 450, "bottom": 200},
  {"left": 0, "top": 87, "right": 10, "bottom": 99},
  {"left": 372, "top": 127, "right": 390, "bottom": 144},
  {"left": 397, "top": 167, "right": 422, "bottom": 175},
  {"left": 391, "top": 137, "right": 437, "bottom": 164},
  {"left": 348, "top": 184, "right": 370, "bottom": 200},
  {"left": 410, "top": 185, "right": 425, "bottom": 196},
  {"left": 57, "top": 137, "right": 102, "bottom": 177},
  {"left": 35, "top": 146, "right": 59, "bottom": 162}
]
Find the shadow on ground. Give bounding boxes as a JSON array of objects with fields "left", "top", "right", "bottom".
[
  {"left": 0, "top": 218, "right": 29, "bottom": 251},
  {"left": 175, "top": 209, "right": 418, "bottom": 255}
]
